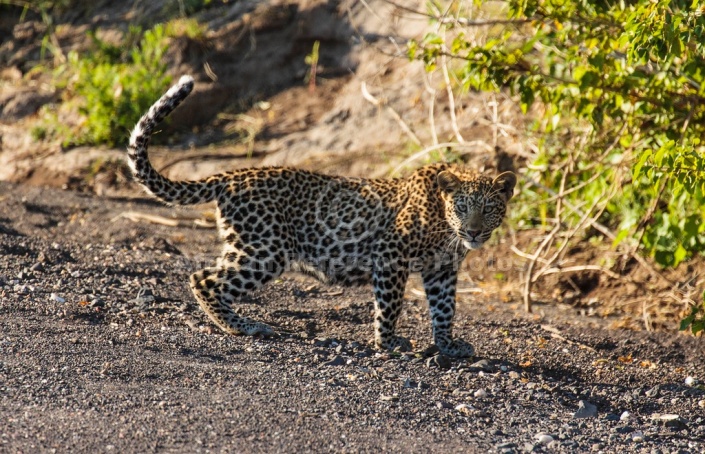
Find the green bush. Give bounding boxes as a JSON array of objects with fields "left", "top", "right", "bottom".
[
  {"left": 409, "top": 0, "right": 705, "bottom": 327},
  {"left": 38, "top": 24, "right": 171, "bottom": 147}
]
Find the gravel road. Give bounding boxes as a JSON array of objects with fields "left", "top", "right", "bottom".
[{"left": 1, "top": 181, "right": 704, "bottom": 453}]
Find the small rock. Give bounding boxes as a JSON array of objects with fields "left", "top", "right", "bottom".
[
  {"left": 468, "top": 359, "right": 491, "bottom": 372},
  {"left": 134, "top": 287, "right": 155, "bottom": 305},
  {"left": 379, "top": 394, "right": 399, "bottom": 402},
  {"left": 522, "top": 442, "right": 536, "bottom": 452},
  {"left": 616, "top": 426, "right": 634, "bottom": 434},
  {"left": 30, "top": 262, "right": 44, "bottom": 272},
  {"left": 651, "top": 414, "right": 688, "bottom": 431},
  {"left": 631, "top": 431, "right": 644, "bottom": 442},
  {"left": 620, "top": 411, "right": 631, "bottom": 421},
  {"left": 455, "top": 403, "right": 474, "bottom": 415},
  {"left": 645, "top": 385, "right": 660, "bottom": 398},
  {"left": 685, "top": 376, "right": 696, "bottom": 386},
  {"left": 436, "top": 401, "right": 454, "bottom": 410},
  {"left": 321, "top": 355, "right": 346, "bottom": 367},
  {"left": 699, "top": 400, "right": 705, "bottom": 409},
  {"left": 474, "top": 388, "right": 488, "bottom": 398},
  {"left": 573, "top": 400, "right": 598, "bottom": 419},
  {"left": 535, "top": 433, "right": 554, "bottom": 444},
  {"left": 509, "top": 371, "right": 520, "bottom": 379},
  {"left": 426, "top": 354, "right": 452, "bottom": 370},
  {"left": 50, "top": 293, "right": 66, "bottom": 303}
]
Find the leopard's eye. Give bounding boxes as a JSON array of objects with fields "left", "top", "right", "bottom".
[
  {"left": 483, "top": 201, "right": 496, "bottom": 214},
  {"left": 455, "top": 200, "right": 467, "bottom": 214}
]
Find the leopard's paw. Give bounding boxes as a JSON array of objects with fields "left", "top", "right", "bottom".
[
  {"left": 376, "top": 335, "right": 412, "bottom": 353},
  {"left": 437, "top": 338, "right": 475, "bottom": 358},
  {"left": 237, "top": 318, "right": 276, "bottom": 337}
]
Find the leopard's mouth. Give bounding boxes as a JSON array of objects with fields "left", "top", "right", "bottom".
[
  {"left": 459, "top": 228, "right": 488, "bottom": 250},
  {"left": 462, "top": 239, "right": 484, "bottom": 250}
]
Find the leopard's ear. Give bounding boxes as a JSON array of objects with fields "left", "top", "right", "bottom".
[
  {"left": 493, "top": 171, "right": 516, "bottom": 201},
  {"left": 437, "top": 171, "right": 461, "bottom": 194}
]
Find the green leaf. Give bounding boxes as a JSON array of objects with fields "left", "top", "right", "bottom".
[
  {"left": 673, "top": 244, "right": 688, "bottom": 266},
  {"left": 633, "top": 150, "right": 652, "bottom": 180},
  {"left": 679, "top": 314, "right": 695, "bottom": 331}
]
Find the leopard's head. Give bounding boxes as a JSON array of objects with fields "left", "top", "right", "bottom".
[{"left": 438, "top": 170, "right": 516, "bottom": 250}]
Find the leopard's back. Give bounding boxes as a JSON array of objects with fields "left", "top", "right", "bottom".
[{"left": 213, "top": 167, "right": 403, "bottom": 285}]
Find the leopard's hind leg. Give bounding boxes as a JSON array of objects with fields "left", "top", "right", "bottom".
[{"left": 190, "top": 251, "right": 285, "bottom": 336}]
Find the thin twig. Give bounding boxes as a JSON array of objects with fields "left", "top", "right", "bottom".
[
  {"left": 536, "top": 265, "right": 624, "bottom": 281},
  {"left": 115, "top": 211, "right": 216, "bottom": 229},
  {"left": 422, "top": 71, "right": 439, "bottom": 146},
  {"left": 361, "top": 82, "right": 421, "bottom": 146},
  {"left": 378, "top": 0, "right": 532, "bottom": 27},
  {"left": 540, "top": 325, "right": 597, "bottom": 352},
  {"left": 390, "top": 141, "right": 493, "bottom": 176},
  {"left": 522, "top": 174, "right": 674, "bottom": 286},
  {"left": 520, "top": 168, "right": 567, "bottom": 312},
  {"left": 440, "top": 29, "right": 464, "bottom": 143}
]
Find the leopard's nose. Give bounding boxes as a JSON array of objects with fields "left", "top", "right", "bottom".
[{"left": 467, "top": 230, "right": 481, "bottom": 239}]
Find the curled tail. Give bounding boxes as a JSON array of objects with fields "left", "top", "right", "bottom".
[{"left": 127, "top": 75, "right": 220, "bottom": 205}]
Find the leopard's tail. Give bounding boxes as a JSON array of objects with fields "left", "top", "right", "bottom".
[{"left": 127, "top": 75, "right": 221, "bottom": 205}]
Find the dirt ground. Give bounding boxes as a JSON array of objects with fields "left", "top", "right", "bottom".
[
  {"left": 1, "top": 182, "right": 704, "bottom": 453},
  {"left": 1, "top": 0, "right": 705, "bottom": 452}
]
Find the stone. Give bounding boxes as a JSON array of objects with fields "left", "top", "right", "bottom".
[
  {"left": 426, "top": 354, "right": 452, "bottom": 370},
  {"left": 321, "top": 355, "right": 346, "bottom": 367},
  {"left": 573, "top": 400, "right": 598, "bottom": 419}
]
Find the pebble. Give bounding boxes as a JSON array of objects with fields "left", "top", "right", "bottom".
[
  {"left": 573, "top": 400, "right": 598, "bottom": 419},
  {"left": 468, "top": 359, "right": 491, "bottom": 372},
  {"left": 509, "top": 371, "right": 520, "bottom": 379},
  {"left": 699, "top": 400, "right": 705, "bottom": 409},
  {"left": 474, "top": 388, "right": 488, "bottom": 398},
  {"left": 645, "top": 385, "right": 660, "bottom": 398},
  {"left": 50, "top": 293, "right": 66, "bottom": 303},
  {"left": 379, "top": 394, "right": 398, "bottom": 402},
  {"left": 631, "top": 431, "right": 644, "bottom": 442},
  {"left": 321, "top": 355, "right": 345, "bottom": 367},
  {"left": 684, "top": 376, "right": 695, "bottom": 386},
  {"left": 455, "top": 403, "right": 474, "bottom": 415},
  {"left": 133, "top": 288, "right": 155, "bottom": 304},
  {"left": 651, "top": 414, "right": 687, "bottom": 431},
  {"left": 436, "top": 401, "right": 454, "bottom": 410},
  {"left": 535, "top": 433, "right": 554, "bottom": 444},
  {"left": 426, "top": 354, "right": 452, "bottom": 370},
  {"left": 620, "top": 411, "right": 631, "bottom": 421}
]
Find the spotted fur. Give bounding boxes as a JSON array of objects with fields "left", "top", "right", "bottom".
[{"left": 127, "top": 76, "right": 516, "bottom": 357}]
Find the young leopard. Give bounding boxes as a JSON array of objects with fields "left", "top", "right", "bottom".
[{"left": 127, "top": 76, "right": 516, "bottom": 358}]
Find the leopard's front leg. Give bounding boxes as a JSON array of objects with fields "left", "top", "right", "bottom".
[
  {"left": 422, "top": 265, "right": 475, "bottom": 358},
  {"left": 372, "top": 253, "right": 411, "bottom": 352}
]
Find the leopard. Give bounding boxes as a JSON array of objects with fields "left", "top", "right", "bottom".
[{"left": 127, "top": 75, "right": 516, "bottom": 358}]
